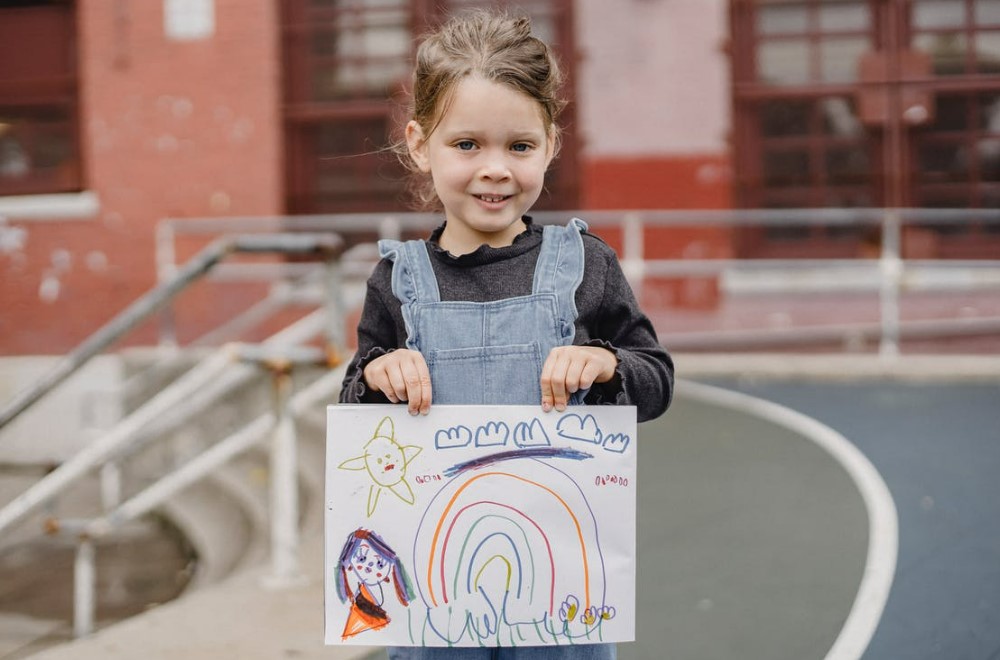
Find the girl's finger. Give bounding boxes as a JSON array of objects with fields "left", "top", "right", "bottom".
[
  {"left": 540, "top": 352, "right": 558, "bottom": 411},
  {"left": 402, "top": 357, "right": 429, "bottom": 414},
  {"left": 564, "top": 357, "right": 587, "bottom": 394},
  {"left": 547, "top": 352, "right": 570, "bottom": 411},
  {"left": 415, "top": 358, "right": 433, "bottom": 415},
  {"left": 385, "top": 363, "right": 410, "bottom": 402}
]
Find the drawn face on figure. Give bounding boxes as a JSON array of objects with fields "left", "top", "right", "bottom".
[
  {"left": 406, "top": 75, "right": 555, "bottom": 255},
  {"left": 338, "top": 417, "right": 422, "bottom": 517},
  {"left": 351, "top": 541, "right": 390, "bottom": 586},
  {"left": 363, "top": 436, "right": 407, "bottom": 487}
]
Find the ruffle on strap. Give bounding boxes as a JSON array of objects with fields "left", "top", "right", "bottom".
[{"left": 378, "top": 238, "right": 440, "bottom": 306}]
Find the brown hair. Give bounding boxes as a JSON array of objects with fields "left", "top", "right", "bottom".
[{"left": 398, "top": 9, "right": 566, "bottom": 209}]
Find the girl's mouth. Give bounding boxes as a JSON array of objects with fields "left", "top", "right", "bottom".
[{"left": 474, "top": 194, "right": 511, "bottom": 204}]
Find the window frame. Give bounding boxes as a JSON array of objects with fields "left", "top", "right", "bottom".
[
  {"left": 730, "top": 0, "right": 1000, "bottom": 257},
  {"left": 280, "top": 0, "right": 579, "bottom": 215},
  {"left": 0, "top": 0, "right": 82, "bottom": 198}
]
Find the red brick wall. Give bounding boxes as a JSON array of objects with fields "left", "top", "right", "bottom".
[
  {"left": 582, "top": 155, "right": 734, "bottom": 309},
  {"left": 0, "top": 0, "right": 283, "bottom": 354}
]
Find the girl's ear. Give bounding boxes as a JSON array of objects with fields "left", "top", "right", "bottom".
[
  {"left": 405, "top": 120, "right": 431, "bottom": 173},
  {"left": 544, "top": 125, "right": 557, "bottom": 168}
]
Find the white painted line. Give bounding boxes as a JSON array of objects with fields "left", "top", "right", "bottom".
[{"left": 678, "top": 379, "right": 898, "bottom": 660}]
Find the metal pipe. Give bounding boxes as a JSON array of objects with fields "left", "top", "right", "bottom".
[
  {"left": 266, "top": 368, "right": 303, "bottom": 587},
  {"left": 324, "top": 259, "right": 346, "bottom": 357},
  {"left": 99, "top": 462, "right": 122, "bottom": 512},
  {"left": 73, "top": 537, "right": 96, "bottom": 638},
  {"left": 83, "top": 368, "right": 343, "bottom": 536},
  {"left": 879, "top": 209, "right": 903, "bottom": 357},
  {"left": 621, "top": 212, "right": 645, "bottom": 294},
  {"left": 154, "top": 221, "right": 179, "bottom": 348},
  {"left": 0, "top": 233, "right": 342, "bottom": 430},
  {"left": 0, "top": 308, "right": 332, "bottom": 537},
  {"left": 0, "top": 349, "right": 232, "bottom": 535}
]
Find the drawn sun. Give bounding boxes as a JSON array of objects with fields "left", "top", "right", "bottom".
[{"left": 339, "top": 416, "right": 423, "bottom": 517}]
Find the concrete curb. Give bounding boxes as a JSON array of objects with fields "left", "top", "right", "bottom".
[{"left": 674, "top": 353, "right": 1000, "bottom": 382}]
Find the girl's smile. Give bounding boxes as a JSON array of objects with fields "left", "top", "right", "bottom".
[{"left": 406, "top": 75, "right": 555, "bottom": 255}]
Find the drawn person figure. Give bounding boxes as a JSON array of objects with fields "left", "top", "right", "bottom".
[
  {"left": 339, "top": 9, "right": 673, "bottom": 659},
  {"left": 336, "top": 528, "right": 414, "bottom": 640}
]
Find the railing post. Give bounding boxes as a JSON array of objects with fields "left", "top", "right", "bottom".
[
  {"left": 100, "top": 462, "right": 122, "bottom": 511},
  {"left": 178, "top": 342, "right": 330, "bottom": 589},
  {"left": 879, "top": 209, "right": 902, "bottom": 357},
  {"left": 74, "top": 537, "right": 97, "bottom": 638},
  {"left": 324, "top": 259, "right": 345, "bottom": 357},
  {"left": 379, "top": 215, "right": 402, "bottom": 242},
  {"left": 264, "top": 363, "right": 306, "bottom": 588},
  {"left": 621, "top": 212, "right": 645, "bottom": 300},
  {"left": 155, "top": 221, "right": 179, "bottom": 348}
]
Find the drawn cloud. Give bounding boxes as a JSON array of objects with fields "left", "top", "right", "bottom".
[
  {"left": 512, "top": 418, "right": 550, "bottom": 447},
  {"left": 435, "top": 425, "right": 473, "bottom": 449},
  {"left": 601, "top": 433, "right": 630, "bottom": 454},
  {"left": 556, "top": 414, "right": 602, "bottom": 445},
  {"left": 475, "top": 421, "right": 510, "bottom": 447}
]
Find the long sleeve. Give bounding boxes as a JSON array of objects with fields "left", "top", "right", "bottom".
[
  {"left": 575, "top": 237, "right": 674, "bottom": 422},
  {"left": 338, "top": 261, "right": 406, "bottom": 404}
]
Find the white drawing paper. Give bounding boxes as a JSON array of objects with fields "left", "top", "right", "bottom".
[{"left": 325, "top": 405, "right": 637, "bottom": 648}]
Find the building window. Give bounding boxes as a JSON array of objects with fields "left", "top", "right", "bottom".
[
  {"left": 731, "top": 0, "right": 1000, "bottom": 257},
  {"left": 0, "top": 0, "right": 80, "bottom": 197},
  {"left": 280, "top": 0, "right": 578, "bottom": 215}
]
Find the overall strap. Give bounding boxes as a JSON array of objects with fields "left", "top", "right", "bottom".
[
  {"left": 532, "top": 217, "right": 588, "bottom": 323},
  {"left": 377, "top": 238, "right": 441, "bottom": 305}
]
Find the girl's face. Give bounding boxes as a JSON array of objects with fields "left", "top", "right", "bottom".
[
  {"left": 406, "top": 76, "right": 555, "bottom": 255},
  {"left": 350, "top": 541, "right": 390, "bottom": 586}
]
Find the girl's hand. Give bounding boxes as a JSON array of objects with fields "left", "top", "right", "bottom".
[
  {"left": 363, "top": 349, "right": 433, "bottom": 415},
  {"left": 540, "top": 346, "right": 618, "bottom": 412}
]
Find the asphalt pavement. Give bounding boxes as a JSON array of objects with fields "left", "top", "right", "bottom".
[{"left": 694, "top": 377, "right": 1000, "bottom": 660}]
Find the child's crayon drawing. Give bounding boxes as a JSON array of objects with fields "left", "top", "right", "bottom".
[{"left": 325, "top": 405, "right": 637, "bottom": 648}]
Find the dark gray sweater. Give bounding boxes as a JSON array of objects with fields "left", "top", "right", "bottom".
[{"left": 339, "top": 218, "right": 674, "bottom": 422}]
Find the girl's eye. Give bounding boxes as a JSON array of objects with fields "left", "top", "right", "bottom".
[
  {"left": 511, "top": 143, "right": 532, "bottom": 153},
  {"left": 455, "top": 140, "right": 476, "bottom": 151}
]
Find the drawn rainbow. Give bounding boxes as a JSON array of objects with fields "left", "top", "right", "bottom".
[{"left": 411, "top": 453, "right": 608, "bottom": 641}]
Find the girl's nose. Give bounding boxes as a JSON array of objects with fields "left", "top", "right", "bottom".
[{"left": 478, "top": 155, "right": 511, "bottom": 181}]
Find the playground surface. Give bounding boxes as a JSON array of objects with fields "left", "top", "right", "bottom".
[{"left": 7, "top": 354, "right": 999, "bottom": 659}]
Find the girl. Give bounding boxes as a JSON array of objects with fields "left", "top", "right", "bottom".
[
  {"left": 340, "top": 9, "right": 674, "bottom": 659},
  {"left": 335, "top": 528, "right": 414, "bottom": 641}
]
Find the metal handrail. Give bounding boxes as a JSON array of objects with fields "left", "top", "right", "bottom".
[
  {"left": 0, "top": 232, "right": 349, "bottom": 638},
  {"left": 0, "top": 232, "right": 344, "bottom": 430},
  {"left": 158, "top": 208, "right": 1000, "bottom": 357},
  {"left": 0, "top": 308, "right": 333, "bottom": 535}
]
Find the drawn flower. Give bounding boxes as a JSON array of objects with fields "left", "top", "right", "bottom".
[
  {"left": 559, "top": 595, "right": 580, "bottom": 622},
  {"left": 599, "top": 605, "right": 616, "bottom": 620},
  {"left": 580, "top": 606, "right": 598, "bottom": 626}
]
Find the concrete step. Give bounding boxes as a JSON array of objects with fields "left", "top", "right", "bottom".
[{"left": 157, "top": 480, "right": 253, "bottom": 588}]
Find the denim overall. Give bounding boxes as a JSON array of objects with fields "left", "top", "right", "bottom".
[{"left": 378, "top": 218, "right": 616, "bottom": 660}]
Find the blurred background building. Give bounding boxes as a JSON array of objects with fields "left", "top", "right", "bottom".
[{"left": 1, "top": 0, "right": 999, "bottom": 354}]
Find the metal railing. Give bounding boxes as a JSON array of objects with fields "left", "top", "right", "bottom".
[
  {"left": 0, "top": 232, "right": 346, "bottom": 637},
  {"left": 2, "top": 206, "right": 999, "bottom": 638},
  {"left": 158, "top": 207, "right": 1000, "bottom": 356}
]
